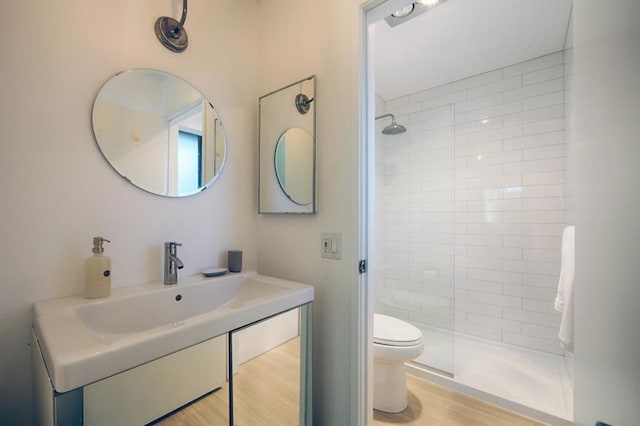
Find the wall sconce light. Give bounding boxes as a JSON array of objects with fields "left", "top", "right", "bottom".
[
  {"left": 295, "top": 94, "right": 315, "bottom": 115},
  {"left": 155, "top": 0, "right": 189, "bottom": 52}
]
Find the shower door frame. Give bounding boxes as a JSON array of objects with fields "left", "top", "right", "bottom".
[{"left": 358, "top": 0, "right": 457, "bottom": 424}]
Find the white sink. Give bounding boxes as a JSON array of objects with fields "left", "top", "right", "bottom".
[{"left": 33, "top": 271, "right": 313, "bottom": 392}]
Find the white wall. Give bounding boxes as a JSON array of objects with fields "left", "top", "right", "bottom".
[
  {"left": 255, "top": 1, "right": 365, "bottom": 424},
  {"left": 571, "top": 1, "right": 640, "bottom": 425},
  {"left": 0, "top": 1, "right": 260, "bottom": 424},
  {"left": 376, "top": 52, "right": 567, "bottom": 355}
]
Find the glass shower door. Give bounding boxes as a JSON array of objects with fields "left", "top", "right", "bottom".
[{"left": 373, "top": 102, "right": 455, "bottom": 375}]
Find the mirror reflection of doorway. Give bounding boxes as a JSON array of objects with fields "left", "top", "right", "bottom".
[{"left": 177, "top": 130, "right": 202, "bottom": 194}]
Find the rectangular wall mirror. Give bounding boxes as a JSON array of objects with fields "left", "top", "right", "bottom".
[{"left": 259, "top": 76, "right": 316, "bottom": 214}]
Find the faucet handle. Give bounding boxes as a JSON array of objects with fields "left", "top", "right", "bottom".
[{"left": 165, "top": 241, "right": 183, "bottom": 247}]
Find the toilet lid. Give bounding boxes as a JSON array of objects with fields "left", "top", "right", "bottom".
[{"left": 374, "top": 314, "right": 424, "bottom": 347}]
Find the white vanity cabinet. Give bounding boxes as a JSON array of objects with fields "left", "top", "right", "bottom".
[
  {"left": 32, "top": 272, "right": 314, "bottom": 425},
  {"left": 32, "top": 330, "right": 226, "bottom": 426}
]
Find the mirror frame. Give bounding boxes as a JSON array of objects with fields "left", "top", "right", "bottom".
[
  {"left": 258, "top": 75, "right": 316, "bottom": 214},
  {"left": 91, "top": 69, "right": 228, "bottom": 198}
]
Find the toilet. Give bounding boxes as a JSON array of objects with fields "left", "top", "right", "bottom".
[{"left": 373, "top": 314, "right": 424, "bottom": 413}]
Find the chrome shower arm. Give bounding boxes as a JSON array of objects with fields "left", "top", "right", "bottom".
[
  {"left": 375, "top": 113, "right": 397, "bottom": 122},
  {"left": 179, "top": 0, "right": 188, "bottom": 27}
]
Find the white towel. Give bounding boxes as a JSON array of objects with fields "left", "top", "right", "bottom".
[{"left": 555, "top": 225, "right": 575, "bottom": 352}]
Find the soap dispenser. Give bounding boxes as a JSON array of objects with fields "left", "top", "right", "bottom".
[{"left": 85, "top": 237, "right": 111, "bottom": 299}]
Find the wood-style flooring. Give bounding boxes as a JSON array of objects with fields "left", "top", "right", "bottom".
[
  {"left": 154, "top": 337, "right": 300, "bottom": 425},
  {"left": 373, "top": 374, "right": 544, "bottom": 426},
  {"left": 155, "top": 337, "right": 543, "bottom": 425}
]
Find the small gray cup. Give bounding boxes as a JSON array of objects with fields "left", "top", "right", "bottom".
[{"left": 228, "top": 249, "right": 242, "bottom": 273}]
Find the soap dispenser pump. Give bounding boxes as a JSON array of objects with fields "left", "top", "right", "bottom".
[{"left": 85, "top": 237, "right": 111, "bottom": 299}]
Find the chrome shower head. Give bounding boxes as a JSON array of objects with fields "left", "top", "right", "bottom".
[
  {"left": 375, "top": 114, "right": 407, "bottom": 135},
  {"left": 382, "top": 118, "right": 407, "bottom": 135}
]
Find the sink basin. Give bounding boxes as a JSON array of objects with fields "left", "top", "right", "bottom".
[
  {"left": 75, "top": 276, "right": 289, "bottom": 335},
  {"left": 33, "top": 271, "right": 313, "bottom": 392}
]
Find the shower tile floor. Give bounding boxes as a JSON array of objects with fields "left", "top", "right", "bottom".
[{"left": 412, "top": 327, "right": 573, "bottom": 424}]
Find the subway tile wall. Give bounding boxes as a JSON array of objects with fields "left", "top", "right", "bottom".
[{"left": 375, "top": 52, "right": 565, "bottom": 355}]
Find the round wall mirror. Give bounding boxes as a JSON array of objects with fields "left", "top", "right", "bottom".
[
  {"left": 92, "top": 69, "right": 227, "bottom": 197},
  {"left": 274, "top": 127, "right": 313, "bottom": 205}
]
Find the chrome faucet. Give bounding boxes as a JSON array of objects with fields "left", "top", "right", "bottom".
[{"left": 164, "top": 242, "right": 184, "bottom": 285}]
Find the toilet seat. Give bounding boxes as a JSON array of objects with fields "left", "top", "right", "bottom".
[{"left": 374, "top": 314, "right": 423, "bottom": 347}]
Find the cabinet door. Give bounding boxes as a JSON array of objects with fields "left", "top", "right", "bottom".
[
  {"left": 84, "top": 335, "right": 227, "bottom": 425},
  {"left": 230, "top": 305, "right": 312, "bottom": 425}
]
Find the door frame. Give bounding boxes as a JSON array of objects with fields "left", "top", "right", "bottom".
[{"left": 356, "top": 1, "right": 419, "bottom": 425}]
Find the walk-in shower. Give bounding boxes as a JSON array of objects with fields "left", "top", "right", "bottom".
[{"left": 369, "top": 0, "right": 574, "bottom": 424}]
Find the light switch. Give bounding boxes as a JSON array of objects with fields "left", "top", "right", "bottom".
[{"left": 321, "top": 232, "right": 341, "bottom": 259}]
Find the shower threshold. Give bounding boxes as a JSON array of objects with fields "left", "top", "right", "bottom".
[{"left": 407, "top": 329, "right": 573, "bottom": 425}]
